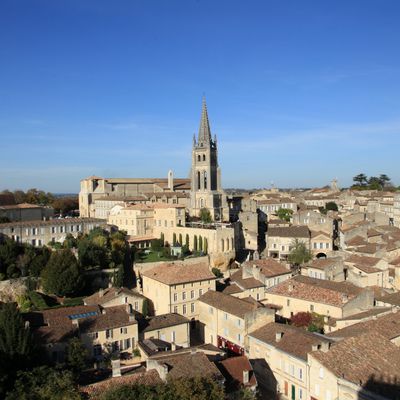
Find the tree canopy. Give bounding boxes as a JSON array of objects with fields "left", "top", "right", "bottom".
[
  {"left": 41, "top": 249, "right": 83, "bottom": 297},
  {"left": 288, "top": 239, "right": 313, "bottom": 266},
  {"left": 276, "top": 208, "right": 293, "bottom": 222},
  {"left": 199, "top": 208, "right": 212, "bottom": 224}
]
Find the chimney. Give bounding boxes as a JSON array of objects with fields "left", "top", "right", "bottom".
[
  {"left": 72, "top": 319, "right": 79, "bottom": 329},
  {"left": 99, "top": 288, "right": 104, "bottom": 298},
  {"left": 243, "top": 370, "right": 249, "bottom": 385},
  {"left": 275, "top": 332, "right": 284, "bottom": 342},
  {"left": 311, "top": 344, "right": 319, "bottom": 351},
  {"left": 288, "top": 283, "right": 293, "bottom": 292},
  {"left": 111, "top": 358, "right": 121, "bottom": 377},
  {"left": 190, "top": 347, "right": 197, "bottom": 355},
  {"left": 320, "top": 341, "right": 331, "bottom": 353},
  {"left": 341, "top": 293, "right": 348, "bottom": 304}
]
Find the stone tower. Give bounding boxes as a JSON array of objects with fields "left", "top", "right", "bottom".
[{"left": 190, "top": 98, "right": 228, "bottom": 221}]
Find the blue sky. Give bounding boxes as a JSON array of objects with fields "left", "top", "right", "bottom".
[{"left": 1, "top": 0, "right": 400, "bottom": 192}]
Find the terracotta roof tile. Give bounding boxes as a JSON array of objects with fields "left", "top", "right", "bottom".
[{"left": 142, "top": 262, "right": 215, "bottom": 285}]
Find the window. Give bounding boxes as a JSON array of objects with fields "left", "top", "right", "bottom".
[
  {"left": 310, "top": 304, "right": 314, "bottom": 312},
  {"left": 134, "top": 301, "right": 139, "bottom": 310},
  {"left": 290, "top": 364, "right": 294, "bottom": 376},
  {"left": 183, "top": 304, "right": 187, "bottom": 314},
  {"left": 120, "top": 327, "right": 127, "bottom": 334},
  {"left": 237, "top": 333, "right": 242, "bottom": 343},
  {"left": 191, "top": 303, "right": 195, "bottom": 313},
  {"left": 223, "top": 327, "right": 229, "bottom": 336},
  {"left": 287, "top": 299, "right": 290, "bottom": 306},
  {"left": 106, "top": 329, "right": 113, "bottom": 339},
  {"left": 174, "top": 306, "right": 178, "bottom": 313},
  {"left": 319, "top": 367, "right": 324, "bottom": 379},
  {"left": 190, "top": 290, "right": 195, "bottom": 299},
  {"left": 182, "top": 292, "right": 186, "bottom": 300},
  {"left": 299, "top": 368, "right": 303, "bottom": 380},
  {"left": 174, "top": 293, "right": 178, "bottom": 302},
  {"left": 51, "top": 226, "right": 56, "bottom": 234},
  {"left": 237, "top": 319, "right": 241, "bottom": 327},
  {"left": 313, "top": 242, "right": 317, "bottom": 249},
  {"left": 224, "top": 313, "right": 228, "bottom": 321},
  {"left": 299, "top": 388, "right": 303, "bottom": 399}
]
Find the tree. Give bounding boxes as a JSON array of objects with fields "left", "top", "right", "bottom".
[
  {"left": 203, "top": 238, "right": 208, "bottom": 255},
  {"left": 160, "top": 233, "right": 165, "bottom": 244},
  {"left": 212, "top": 267, "right": 223, "bottom": 279},
  {"left": 41, "top": 249, "right": 83, "bottom": 297},
  {"left": 379, "top": 174, "right": 391, "bottom": 187},
  {"left": 6, "top": 366, "right": 82, "bottom": 400},
  {"left": 0, "top": 303, "right": 36, "bottom": 396},
  {"left": 368, "top": 176, "right": 382, "bottom": 190},
  {"left": 276, "top": 208, "right": 293, "bottom": 222},
  {"left": 66, "top": 338, "right": 89, "bottom": 376},
  {"left": 178, "top": 234, "right": 182, "bottom": 246},
  {"left": 193, "top": 235, "right": 198, "bottom": 252},
  {"left": 0, "top": 216, "right": 10, "bottom": 223},
  {"left": 198, "top": 236, "right": 203, "bottom": 252},
  {"left": 325, "top": 201, "right": 338, "bottom": 212},
  {"left": 63, "top": 234, "right": 77, "bottom": 249},
  {"left": 173, "top": 233, "right": 177, "bottom": 246},
  {"left": 199, "top": 208, "right": 212, "bottom": 224},
  {"left": 150, "top": 239, "right": 163, "bottom": 252},
  {"left": 185, "top": 234, "right": 189, "bottom": 247},
  {"left": 287, "top": 239, "right": 312, "bottom": 267},
  {"left": 78, "top": 238, "right": 108, "bottom": 269},
  {"left": 142, "top": 298, "right": 149, "bottom": 318},
  {"left": 113, "top": 264, "right": 124, "bottom": 288},
  {"left": 52, "top": 196, "right": 79, "bottom": 216},
  {"left": 353, "top": 173, "right": 368, "bottom": 186},
  {"left": 290, "top": 312, "right": 313, "bottom": 328}
]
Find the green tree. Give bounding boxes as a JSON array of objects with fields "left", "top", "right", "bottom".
[
  {"left": 160, "top": 232, "right": 165, "bottom": 244},
  {"left": 151, "top": 239, "right": 163, "bottom": 252},
  {"left": 52, "top": 196, "right": 79, "bottom": 215},
  {"left": 325, "top": 201, "right": 338, "bottom": 212},
  {"left": 173, "top": 233, "right": 177, "bottom": 246},
  {"left": 78, "top": 238, "right": 108, "bottom": 269},
  {"left": 63, "top": 234, "right": 77, "bottom": 249},
  {"left": 0, "top": 216, "right": 10, "bottom": 223},
  {"left": 0, "top": 303, "right": 36, "bottom": 396},
  {"left": 6, "top": 366, "right": 82, "bottom": 400},
  {"left": 368, "top": 176, "right": 382, "bottom": 190},
  {"left": 142, "top": 298, "right": 149, "bottom": 318},
  {"left": 203, "top": 238, "right": 208, "bottom": 255},
  {"left": 379, "top": 174, "right": 391, "bottom": 187},
  {"left": 199, "top": 208, "right": 212, "bottom": 224},
  {"left": 353, "top": 173, "right": 368, "bottom": 186},
  {"left": 66, "top": 338, "right": 89, "bottom": 376},
  {"left": 193, "top": 235, "right": 198, "bottom": 252},
  {"left": 199, "top": 236, "right": 203, "bottom": 252},
  {"left": 276, "top": 208, "right": 293, "bottom": 222},
  {"left": 212, "top": 267, "right": 223, "bottom": 279},
  {"left": 288, "top": 239, "right": 313, "bottom": 267},
  {"left": 113, "top": 264, "right": 124, "bottom": 288},
  {"left": 185, "top": 234, "right": 189, "bottom": 247},
  {"left": 41, "top": 249, "right": 83, "bottom": 297},
  {"left": 178, "top": 233, "right": 182, "bottom": 246}
]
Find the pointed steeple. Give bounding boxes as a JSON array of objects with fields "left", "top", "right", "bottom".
[{"left": 198, "top": 97, "right": 212, "bottom": 143}]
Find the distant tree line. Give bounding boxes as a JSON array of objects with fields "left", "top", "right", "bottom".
[
  {"left": 352, "top": 173, "right": 396, "bottom": 191},
  {"left": 0, "top": 189, "right": 78, "bottom": 215}
]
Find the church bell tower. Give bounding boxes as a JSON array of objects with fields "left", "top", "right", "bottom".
[{"left": 190, "top": 98, "right": 227, "bottom": 221}]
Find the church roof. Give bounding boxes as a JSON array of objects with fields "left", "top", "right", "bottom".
[{"left": 198, "top": 97, "right": 212, "bottom": 143}]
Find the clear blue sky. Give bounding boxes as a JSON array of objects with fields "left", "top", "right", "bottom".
[{"left": 1, "top": 0, "right": 400, "bottom": 192}]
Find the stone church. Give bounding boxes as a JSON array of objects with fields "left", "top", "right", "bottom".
[{"left": 79, "top": 99, "right": 229, "bottom": 221}]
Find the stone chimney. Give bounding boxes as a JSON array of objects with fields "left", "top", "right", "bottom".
[
  {"left": 320, "top": 341, "right": 331, "bottom": 353},
  {"left": 288, "top": 283, "right": 294, "bottom": 292},
  {"left": 275, "top": 332, "right": 284, "bottom": 342},
  {"left": 111, "top": 358, "right": 121, "bottom": 377},
  {"left": 99, "top": 288, "right": 104, "bottom": 298},
  {"left": 341, "top": 293, "right": 348, "bottom": 304},
  {"left": 243, "top": 370, "right": 249, "bottom": 385}
]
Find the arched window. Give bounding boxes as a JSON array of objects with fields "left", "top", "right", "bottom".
[
  {"left": 204, "top": 171, "right": 207, "bottom": 190},
  {"left": 197, "top": 155, "right": 201, "bottom": 162},
  {"left": 200, "top": 198, "right": 204, "bottom": 208},
  {"left": 203, "top": 154, "right": 206, "bottom": 161},
  {"left": 221, "top": 239, "right": 224, "bottom": 252},
  {"left": 197, "top": 171, "right": 201, "bottom": 190},
  {"left": 226, "top": 238, "right": 229, "bottom": 251}
]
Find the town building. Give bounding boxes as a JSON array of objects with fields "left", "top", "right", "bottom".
[
  {"left": 0, "top": 217, "right": 105, "bottom": 247},
  {"left": 140, "top": 261, "right": 216, "bottom": 319},
  {"left": 197, "top": 290, "right": 274, "bottom": 355}
]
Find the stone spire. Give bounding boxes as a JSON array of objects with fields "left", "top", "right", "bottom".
[{"left": 198, "top": 97, "right": 212, "bottom": 143}]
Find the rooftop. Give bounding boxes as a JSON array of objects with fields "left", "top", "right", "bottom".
[
  {"left": 198, "top": 290, "right": 262, "bottom": 319},
  {"left": 268, "top": 225, "right": 310, "bottom": 238},
  {"left": 141, "top": 262, "right": 215, "bottom": 285}
]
